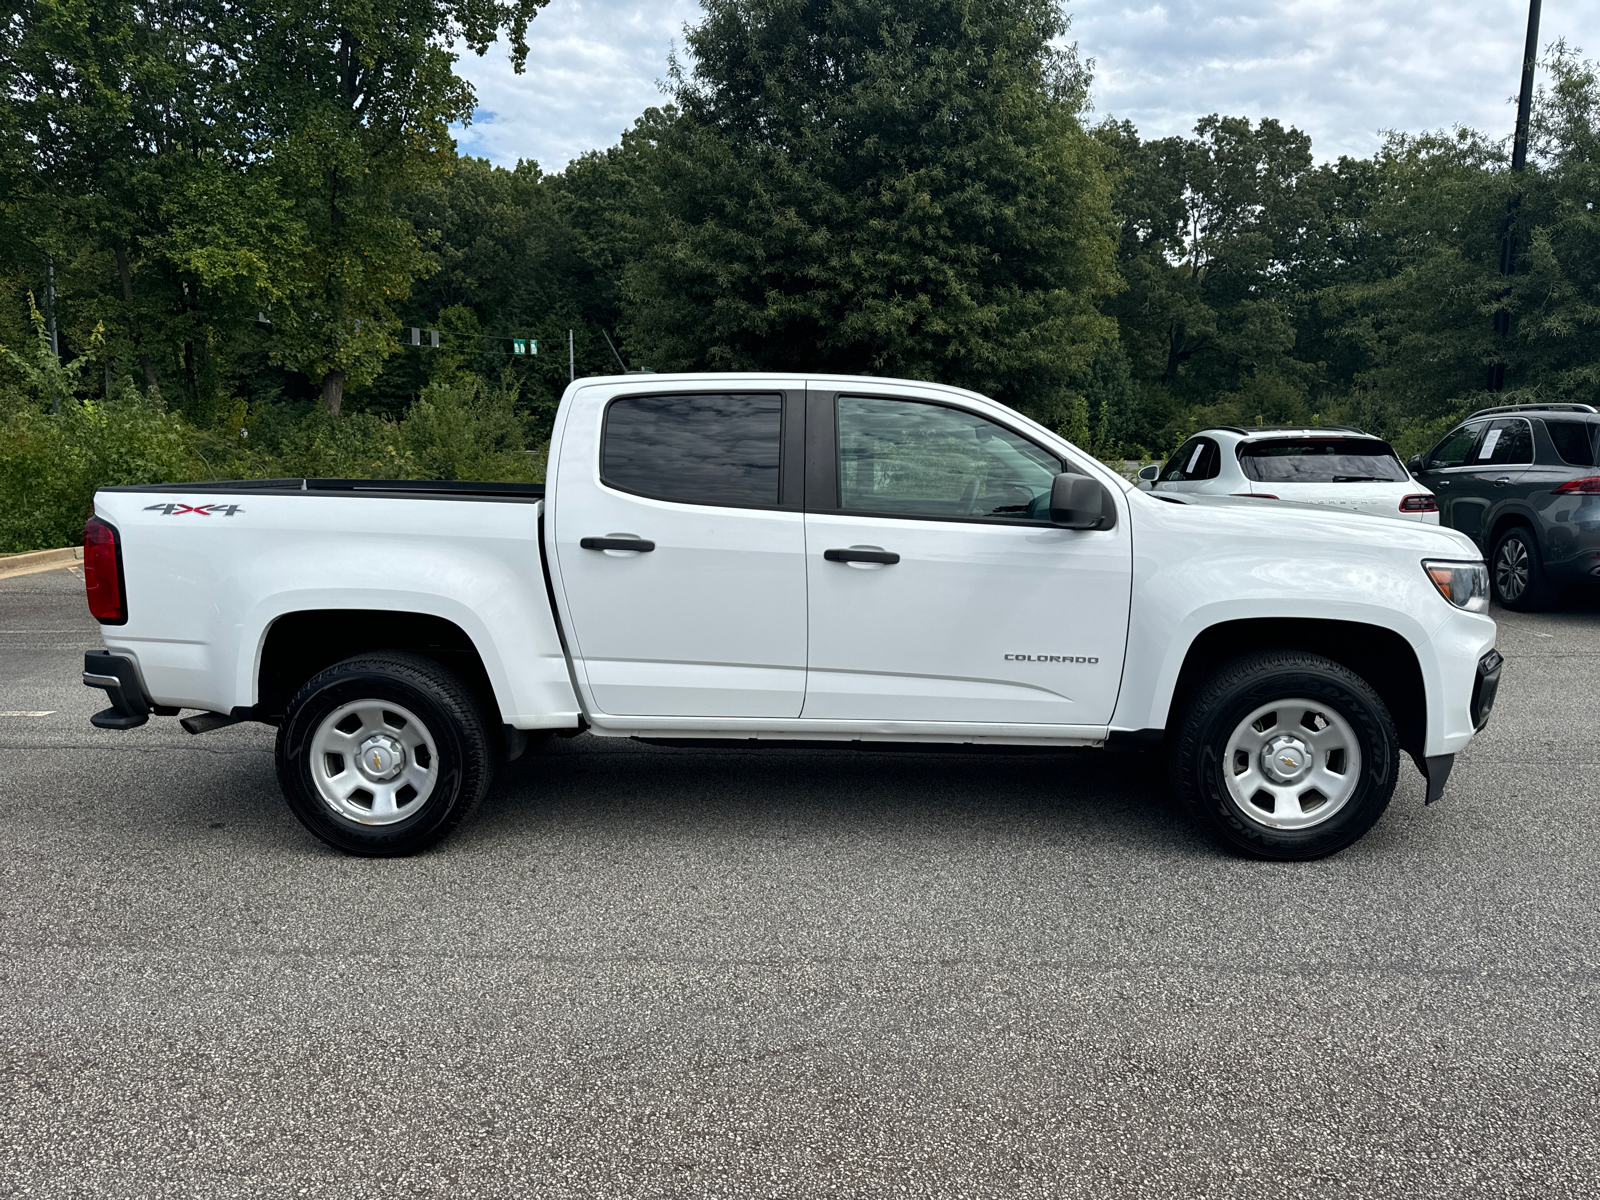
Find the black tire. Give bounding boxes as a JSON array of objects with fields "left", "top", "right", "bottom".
[
  {"left": 275, "top": 651, "right": 493, "bottom": 856},
  {"left": 1169, "top": 651, "right": 1399, "bottom": 861},
  {"left": 1491, "top": 525, "right": 1556, "bottom": 611}
]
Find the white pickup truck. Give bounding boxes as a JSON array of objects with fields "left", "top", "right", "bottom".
[{"left": 80, "top": 373, "right": 1503, "bottom": 861}]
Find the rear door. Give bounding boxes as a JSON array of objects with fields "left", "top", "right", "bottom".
[
  {"left": 801, "top": 387, "right": 1132, "bottom": 727},
  {"left": 550, "top": 384, "right": 809, "bottom": 718}
]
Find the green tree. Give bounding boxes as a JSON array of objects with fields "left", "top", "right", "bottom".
[
  {"left": 1326, "top": 47, "right": 1600, "bottom": 435},
  {"left": 617, "top": 0, "right": 1120, "bottom": 419},
  {"left": 0, "top": 0, "right": 234, "bottom": 409},
  {"left": 1099, "top": 114, "right": 1322, "bottom": 422},
  {"left": 171, "top": 0, "right": 553, "bottom": 414}
]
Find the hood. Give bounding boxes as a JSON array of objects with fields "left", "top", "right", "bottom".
[{"left": 1134, "top": 490, "right": 1481, "bottom": 558}]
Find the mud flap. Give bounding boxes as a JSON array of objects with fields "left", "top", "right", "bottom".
[{"left": 1410, "top": 752, "right": 1455, "bottom": 805}]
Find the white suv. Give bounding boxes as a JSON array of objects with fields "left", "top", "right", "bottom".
[{"left": 1138, "top": 427, "right": 1440, "bottom": 523}]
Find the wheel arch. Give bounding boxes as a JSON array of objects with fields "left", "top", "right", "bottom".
[
  {"left": 1487, "top": 508, "right": 1538, "bottom": 555},
  {"left": 256, "top": 609, "right": 502, "bottom": 729},
  {"left": 1164, "top": 618, "right": 1427, "bottom": 760}
]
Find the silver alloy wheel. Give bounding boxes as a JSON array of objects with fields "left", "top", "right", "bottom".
[
  {"left": 1495, "top": 536, "right": 1530, "bottom": 602},
  {"left": 1222, "top": 699, "right": 1362, "bottom": 831},
  {"left": 308, "top": 699, "right": 439, "bottom": 825}
]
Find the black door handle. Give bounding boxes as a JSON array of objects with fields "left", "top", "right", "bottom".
[
  {"left": 824, "top": 548, "right": 899, "bottom": 564},
  {"left": 581, "top": 537, "right": 655, "bottom": 552}
]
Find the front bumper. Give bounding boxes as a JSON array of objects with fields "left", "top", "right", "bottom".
[
  {"left": 1471, "top": 649, "right": 1503, "bottom": 730},
  {"left": 1416, "top": 648, "right": 1503, "bottom": 806}
]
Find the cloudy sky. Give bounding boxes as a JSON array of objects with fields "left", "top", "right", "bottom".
[{"left": 451, "top": 0, "right": 1599, "bottom": 171}]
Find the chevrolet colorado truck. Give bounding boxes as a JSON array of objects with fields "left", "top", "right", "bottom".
[{"left": 80, "top": 373, "right": 1503, "bottom": 860}]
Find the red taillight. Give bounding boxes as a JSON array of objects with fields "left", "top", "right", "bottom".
[
  {"left": 84, "top": 517, "right": 126, "bottom": 624},
  {"left": 1232, "top": 493, "right": 1279, "bottom": 500},
  {"left": 1399, "top": 494, "right": 1439, "bottom": 513},
  {"left": 1553, "top": 477, "right": 1600, "bottom": 494}
]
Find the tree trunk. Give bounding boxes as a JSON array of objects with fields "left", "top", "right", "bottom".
[
  {"left": 113, "top": 240, "right": 158, "bottom": 390},
  {"left": 1162, "top": 320, "right": 1185, "bottom": 387},
  {"left": 321, "top": 369, "right": 346, "bottom": 415}
]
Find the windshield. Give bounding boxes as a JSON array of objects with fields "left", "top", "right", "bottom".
[{"left": 1238, "top": 438, "right": 1408, "bottom": 484}]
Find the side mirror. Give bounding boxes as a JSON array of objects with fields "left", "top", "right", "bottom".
[
  {"left": 1407, "top": 454, "right": 1425, "bottom": 475},
  {"left": 1050, "top": 473, "right": 1111, "bottom": 530},
  {"left": 1137, "top": 464, "right": 1160, "bottom": 482}
]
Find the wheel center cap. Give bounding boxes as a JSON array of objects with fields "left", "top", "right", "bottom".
[
  {"left": 356, "top": 734, "right": 406, "bottom": 781},
  {"left": 1261, "top": 734, "right": 1313, "bottom": 784}
]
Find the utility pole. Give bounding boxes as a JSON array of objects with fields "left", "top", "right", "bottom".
[
  {"left": 569, "top": 329, "right": 574, "bottom": 383},
  {"left": 44, "top": 254, "right": 62, "bottom": 412},
  {"left": 43, "top": 254, "right": 59, "bottom": 359},
  {"left": 1489, "top": 0, "right": 1542, "bottom": 392}
]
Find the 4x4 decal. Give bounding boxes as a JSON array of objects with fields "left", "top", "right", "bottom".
[{"left": 144, "top": 503, "right": 244, "bottom": 516}]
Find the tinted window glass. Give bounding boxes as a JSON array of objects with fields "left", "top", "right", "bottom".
[
  {"left": 1239, "top": 438, "right": 1408, "bottom": 483},
  {"left": 1428, "top": 423, "right": 1483, "bottom": 468},
  {"left": 1159, "top": 438, "right": 1220, "bottom": 482},
  {"left": 603, "top": 393, "right": 783, "bottom": 506},
  {"left": 1544, "top": 420, "right": 1597, "bottom": 467},
  {"left": 1477, "top": 418, "right": 1533, "bottom": 466},
  {"left": 836, "top": 396, "right": 1061, "bottom": 521}
]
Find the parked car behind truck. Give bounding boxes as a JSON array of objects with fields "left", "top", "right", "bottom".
[
  {"left": 80, "top": 374, "right": 1502, "bottom": 861},
  {"left": 1136, "top": 426, "right": 1440, "bottom": 523},
  {"left": 1408, "top": 403, "right": 1600, "bottom": 611}
]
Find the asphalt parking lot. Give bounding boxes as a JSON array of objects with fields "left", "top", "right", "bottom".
[{"left": 2, "top": 565, "right": 1598, "bottom": 1198}]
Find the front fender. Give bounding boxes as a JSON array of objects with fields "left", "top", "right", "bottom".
[{"left": 1112, "top": 494, "right": 1495, "bottom": 758}]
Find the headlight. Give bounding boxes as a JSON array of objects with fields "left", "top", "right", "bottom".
[{"left": 1423, "top": 560, "right": 1489, "bottom": 612}]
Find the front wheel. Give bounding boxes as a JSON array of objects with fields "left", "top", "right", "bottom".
[
  {"left": 276, "top": 652, "right": 493, "bottom": 856},
  {"left": 1170, "top": 652, "right": 1399, "bottom": 860}
]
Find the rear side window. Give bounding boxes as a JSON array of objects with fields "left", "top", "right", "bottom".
[
  {"left": 1477, "top": 418, "right": 1533, "bottom": 466},
  {"left": 1544, "top": 420, "right": 1598, "bottom": 467},
  {"left": 1238, "top": 438, "right": 1408, "bottom": 483},
  {"left": 1159, "top": 438, "right": 1221, "bottom": 483},
  {"left": 1428, "top": 423, "right": 1484, "bottom": 468},
  {"left": 602, "top": 393, "right": 783, "bottom": 507}
]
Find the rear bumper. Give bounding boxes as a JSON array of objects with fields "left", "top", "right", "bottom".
[
  {"left": 83, "top": 651, "right": 156, "bottom": 729},
  {"left": 1545, "top": 548, "right": 1600, "bottom": 583}
]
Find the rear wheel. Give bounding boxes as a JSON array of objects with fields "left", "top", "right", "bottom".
[
  {"left": 1491, "top": 525, "right": 1555, "bottom": 611},
  {"left": 1170, "top": 652, "right": 1399, "bottom": 860},
  {"left": 276, "top": 652, "right": 493, "bottom": 856}
]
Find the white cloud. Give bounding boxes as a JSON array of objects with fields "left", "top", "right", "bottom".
[
  {"left": 450, "top": 0, "right": 1600, "bottom": 171},
  {"left": 450, "top": 0, "right": 699, "bottom": 171},
  {"left": 1070, "top": 0, "right": 1600, "bottom": 159}
]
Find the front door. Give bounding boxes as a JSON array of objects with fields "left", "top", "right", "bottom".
[
  {"left": 1416, "top": 420, "right": 1488, "bottom": 535},
  {"left": 550, "top": 385, "right": 809, "bottom": 718},
  {"left": 1452, "top": 417, "right": 1534, "bottom": 546},
  {"left": 802, "top": 389, "right": 1133, "bottom": 727}
]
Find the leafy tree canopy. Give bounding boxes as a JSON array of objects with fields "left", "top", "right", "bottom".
[{"left": 618, "top": 0, "right": 1122, "bottom": 422}]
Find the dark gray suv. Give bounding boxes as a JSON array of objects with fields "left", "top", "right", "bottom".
[{"left": 1409, "top": 403, "right": 1600, "bottom": 611}]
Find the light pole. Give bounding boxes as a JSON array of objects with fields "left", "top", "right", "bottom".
[{"left": 1489, "top": 0, "right": 1543, "bottom": 393}]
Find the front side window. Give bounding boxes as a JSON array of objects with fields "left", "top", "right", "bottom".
[
  {"left": 1476, "top": 418, "right": 1533, "bottom": 466},
  {"left": 1159, "top": 438, "right": 1221, "bottom": 483},
  {"left": 1544, "top": 420, "right": 1597, "bottom": 467},
  {"left": 602, "top": 393, "right": 783, "bottom": 507},
  {"left": 1239, "top": 438, "right": 1408, "bottom": 483},
  {"left": 836, "top": 396, "right": 1062, "bottom": 521},
  {"left": 1428, "top": 423, "right": 1484, "bottom": 468}
]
